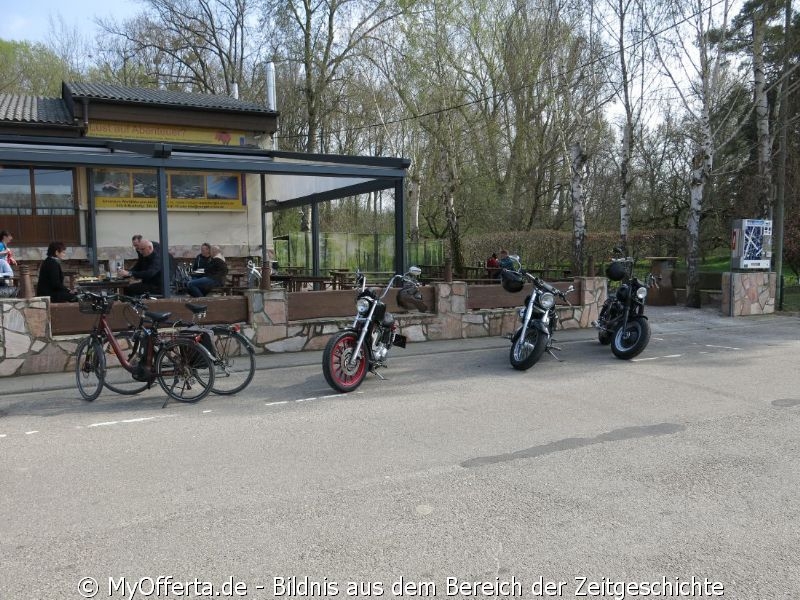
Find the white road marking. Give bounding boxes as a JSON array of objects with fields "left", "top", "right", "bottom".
[
  {"left": 296, "top": 397, "right": 315, "bottom": 403},
  {"left": 0, "top": 434, "right": 7, "bottom": 438},
  {"left": 705, "top": 344, "right": 740, "bottom": 350},
  {"left": 266, "top": 400, "right": 289, "bottom": 406},
  {"left": 25, "top": 430, "right": 39, "bottom": 435},
  {"left": 202, "top": 410, "right": 213, "bottom": 413},
  {"left": 88, "top": 421, "right": 119, "bottom": 427},
  {"left": 632, "top": 354, "right": 682, "bottom": 362}
]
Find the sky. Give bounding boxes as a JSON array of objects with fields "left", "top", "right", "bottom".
[{"left": 0, "top": 0, "right": 140, "bottom": 44}]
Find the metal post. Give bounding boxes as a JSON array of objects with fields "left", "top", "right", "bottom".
[
  {"left": 86, "top": 168, "right": 98, "bottom": 274},
  {"left": 260, "top": 175, "right": 271, "bottom": 290},
  {"left": 311, "top": 202, "right": 320, "bottom": 285},
  {"left": 156, "top": 167, "right": 171, "bottom": 297},
  {"left": 394, "top": 177, "right": 406, "bottom": 274}
]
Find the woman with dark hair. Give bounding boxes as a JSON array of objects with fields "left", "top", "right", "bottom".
[{"left": 36, "top": 242, "right": 77, "bottom": 303}]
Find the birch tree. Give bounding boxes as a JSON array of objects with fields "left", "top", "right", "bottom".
[{"left": 645, "top": 0, "right": 747, "bottom": 306}]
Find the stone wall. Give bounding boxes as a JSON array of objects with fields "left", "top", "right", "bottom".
[
  {"left": 0, "top": 277, "right": 606, "bottom": 377},
  {"left": 721, "top": 271, "right": 776, "bottom": 316}
]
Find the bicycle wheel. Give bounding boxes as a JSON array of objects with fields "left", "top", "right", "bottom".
[
  {"left": 155, "top": 339, "right": 215, "bottom": 403},
  {"left": 210, "top": 328, "right": 255, "bottom": 395},
  {"left": 103, "top": 331, "right": 149, "bottom": 395},
  {"left": 75, "top": 337, "right": 106, "bottom": 401}
]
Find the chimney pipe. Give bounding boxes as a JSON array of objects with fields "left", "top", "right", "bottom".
[{"left": 265, "top": 62, "right": 276, "bottom": 111}]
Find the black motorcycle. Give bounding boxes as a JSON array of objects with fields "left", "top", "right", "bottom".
[
  {"left": 594, "top": 255, "right": 651, "bottom": 359},
  {"left": 322, "top": 267, "right": 424, "bottom": 392},
  {"left": 501, "top": 256, "right": 574, "bottom": 370}
]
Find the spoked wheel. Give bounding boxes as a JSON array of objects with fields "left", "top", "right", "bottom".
[
  {"left": 509, "top": 326, "right": 548, "bottom": 371},
  {"left": 611, "top": 316, "right": 651, "bottom": 359},
  {"left": 75, "top": 337, "right": 106, "bottom": 401},
  {"left": 322, "top": 331, "right": 367, "bottom": 393},
  {"left": 155, "top": 339, "right": 215, "bottom": 403},
  {"left": 210, "top": 328, "right": 256, "bottom": 395},
  {"left": 103, "top": 331, "right": 150, "bottom": 395}
]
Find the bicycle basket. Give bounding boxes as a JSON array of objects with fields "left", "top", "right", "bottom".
[{"left": 78, "top": 296, "right": 114, "bottom": 314}]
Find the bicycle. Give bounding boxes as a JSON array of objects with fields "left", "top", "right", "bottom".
[
  {"left": 75, "top": 292, "right": 216, "bottom": 407},
  {"left": 170, "top": 302, "right": 256, "bottom": 395}
]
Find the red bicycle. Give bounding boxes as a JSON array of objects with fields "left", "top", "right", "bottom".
[{"left": 74, "top": 292, "right": 215, "bottom": 406}]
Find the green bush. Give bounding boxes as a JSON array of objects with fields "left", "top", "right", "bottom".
[{"left": 462, "top": 230, "right": 686, "bottom": 271}]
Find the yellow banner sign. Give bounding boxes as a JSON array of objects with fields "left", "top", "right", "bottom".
[{"left": 87, "top": 120, "right": 251, "bottom": 146}]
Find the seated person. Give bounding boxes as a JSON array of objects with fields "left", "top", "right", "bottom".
[
  {"left": 192, "top": 243, "right": 212, "bottom": 275},
  {"left": 0, "top": 230, "right": 16, "bottom": 275},
  {"left": 36, "top": 241, "right": 77, "bottom": 303},
  {"left": 187, "top": 246, "right": 228, "bottom": 297},
  {"left": 0, "top": 257, "right": 12, "bottom": 278},
  {"left": 486, "top": 252, "right": 500, "bottom": 278},
  {"left": 119, "top": 239, "right": 163, "bottom": 296}
]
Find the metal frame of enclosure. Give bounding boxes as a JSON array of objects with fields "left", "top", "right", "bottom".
[{"left": 0, "top": 135, "right": 410, "bottom": 296}]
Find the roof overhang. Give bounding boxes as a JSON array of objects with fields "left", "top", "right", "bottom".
[{"left": 0, "top": 134, "right": 410, "bottom": 205}]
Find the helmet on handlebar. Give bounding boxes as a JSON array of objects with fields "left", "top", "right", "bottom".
[
  {"left": 500, "top": 269, "right": 525, "bottom": 293},
  {"left": 606, "top": 261, "right": 627, "bottom": 282}
]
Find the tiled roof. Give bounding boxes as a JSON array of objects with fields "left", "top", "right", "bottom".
[
  {"left": 66, "top": 82, "right": 273, "bottom": 114},
  {"left": 0, "top": 95, "right": 73, "bottom": 124}
]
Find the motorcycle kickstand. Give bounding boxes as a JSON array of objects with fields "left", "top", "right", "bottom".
[
  {"left": 545, "top": 342, "right": 564, "bottom": 362},
  {"left": 369, "top": 363, "right": 387, "bottom": 380}
]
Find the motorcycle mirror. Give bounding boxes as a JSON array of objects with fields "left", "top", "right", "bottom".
[
  {"left": 566, "top": 285, "right": 575, "bottom": 294},
  {"left": 408, "top": 266, "right": 422, "bottom": 277},
  {"left": 509, "top": 254, "right": 521, "bottom": 262}
]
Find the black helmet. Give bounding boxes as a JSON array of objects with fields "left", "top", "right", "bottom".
[
  {"left": 606, "top": 261, "right": 627, "bottom": 281},
  {"left": 397, "top": 286, "right": 428, "bottom": 312},
  {"left": 501, "top": 269, "right": 525, "bottom": 293}
]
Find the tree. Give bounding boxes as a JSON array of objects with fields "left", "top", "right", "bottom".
[{"left": 0, "top": 39, "right": 71, "bottom": 96}]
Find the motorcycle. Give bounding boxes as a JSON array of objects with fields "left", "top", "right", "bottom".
[
  {"left": 593, "top": 252, "right": 651, "bottom": 359},
  {"left": 501, "top": 256, "right": 574, "bottom": 370},
  {"left": 322, "top": 266, "right": 424, "bottom": 392}
]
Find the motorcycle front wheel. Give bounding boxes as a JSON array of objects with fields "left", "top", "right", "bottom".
[
  {"left": 598, "top": 330, "right": 612, "bottom": 345},
  {"left": 509, "top": 325, "right": 548, "bottom": 371},
  {"left": 611, "top": 316, "right": 651, "bottom": 359},
  {"left": 323, "top": 331, "right": 368, "bottom": 392}
]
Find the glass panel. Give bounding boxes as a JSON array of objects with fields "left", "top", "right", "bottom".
[
  {"left": 34, "top": 168, "right": 75, "bottom": 215},
  {"left": 0, "top": 167, "right": 33, "bottom": 215},
  {"left": 170, "top": 173, "right": 205, "bottom": 199},
  {"left": 206, "top": 174, "right": 239, "bottom": 199},
  {"left": 132, "top": 171, "right": 158, "bottom": 197},
  {"left": 95, "top": 169, "right": 132, "bottom": 197}
]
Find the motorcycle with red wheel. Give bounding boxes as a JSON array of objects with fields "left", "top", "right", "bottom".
[{"left": 322, "top": 267, "right": 424, "bottom": 393}]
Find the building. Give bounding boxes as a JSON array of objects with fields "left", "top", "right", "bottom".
[{"left": 0, "top": 82, "right": 409, "bottom": 288}]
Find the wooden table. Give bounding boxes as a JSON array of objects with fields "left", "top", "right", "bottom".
[{"left": 75, "top": 279, "right": 132, "bottom": 294}]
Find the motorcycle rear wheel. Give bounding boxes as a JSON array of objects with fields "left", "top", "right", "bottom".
[
  {"left": 509, "top": 326, "right": 548, "bottom": 371},
  {"left": 323, "top": 331, "right": 368, "bottom": 392},
  {"left": 611, "top": 316, "right": 651, "bottom": 359}
]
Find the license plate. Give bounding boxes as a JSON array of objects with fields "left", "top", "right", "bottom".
[{"left": 392, "top": 334, "right": 407, "bottom": 348}]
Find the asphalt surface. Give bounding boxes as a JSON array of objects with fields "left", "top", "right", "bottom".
[
  {"left": 0, "top": 305, "right": 787, "bottom": 397},
  {"left": 2, "top": 306, "right": 799, "bottom": 600}
]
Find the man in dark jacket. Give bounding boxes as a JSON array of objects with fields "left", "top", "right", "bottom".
[
  {"left": 119, "top": 239, "right": 163, "bottom": 296},
  {"left": 186, "top": 246, "right": 228, "bottom": 297}
]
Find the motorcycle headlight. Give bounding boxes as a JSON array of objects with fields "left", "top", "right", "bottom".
[
  {"left": 356, "top": 298, "right": 371, "bottom": 314},
  {"left": 635, "top": 286, "right": 648, "bottom": 300},
  {"left": 539, "top": 292, "right": 555, "bottom": 309}
]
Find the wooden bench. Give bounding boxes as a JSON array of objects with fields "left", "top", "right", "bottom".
[
  {"left": 288, "top": 286, "right": 437, "bottom": 321},
  {"left": 50, "top": 295, "right": 249, "bottom": 336},
  {"left": 467, "top": 281, "right": 580, "bottom": 310}
]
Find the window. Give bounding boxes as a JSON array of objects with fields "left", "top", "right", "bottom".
[
  {"left": 0, "top": 166, "right": 78, "bottom": 244},
  {"left": 93, "top": 168, "right": 245, "bottom": 210}
]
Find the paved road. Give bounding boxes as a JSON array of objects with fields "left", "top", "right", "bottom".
[{"left": 1, "top": 307, "right": 799, "bottom": 599}]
